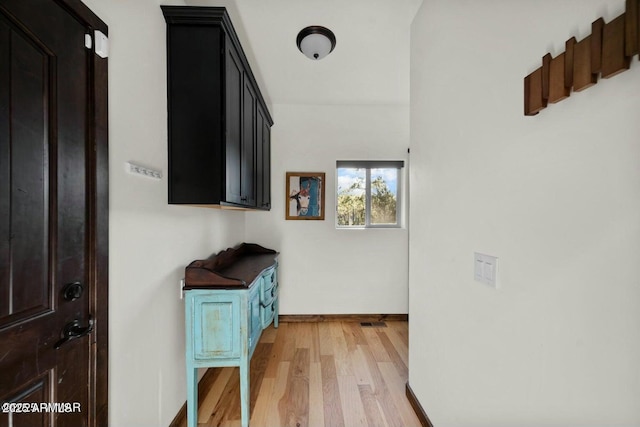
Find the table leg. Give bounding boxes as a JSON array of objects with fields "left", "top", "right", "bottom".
[
  {"left": 186, "top": 366, "right": 198, "bottom": 427},
  {"left": 240, "top": 358, "right": 250, "bottom": 427},
  {"left": 274, "top": 297, "right": 279, "bottom": 328}
]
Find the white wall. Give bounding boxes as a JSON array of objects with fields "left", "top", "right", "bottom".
[
  {"left": 80, "top": 0, "right": 246, "bottom": 425},
  {"left": 246, "top": 103, "right": 410, "bottom": 314},
  {"left": 409, "top": 0, "right": 640, "bottom": 425}
]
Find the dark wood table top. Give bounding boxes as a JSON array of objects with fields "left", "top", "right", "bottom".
[{"left": 184, "top": 243, "right": 278, "bottom": 289}]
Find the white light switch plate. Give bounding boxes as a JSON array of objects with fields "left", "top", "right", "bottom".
[{"left": 474, "top": 252, "right": 497, "bottom": 287}]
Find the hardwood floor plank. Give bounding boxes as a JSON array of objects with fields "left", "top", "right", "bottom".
[
  {"left": 330, "top": 322, "right": 353, "bottom": 377},
  {"left": 320, "top": 355, "right": 345, "bottom": 427},
  {"left": 376, "top": 329, "right": 408, "bottom": 377},
  {"left": 205, "top": 367, "right": 241, "bottom": 426},
  {"left": 297, "top": 322, "right": 321, "bottom": 363},
  {"left": 249, "top": 377, "right": 274, "bottom": 426},
  {"left": 295, "top": 322, "right": 312, "bottom": 349},
  {"left": 308, "top": 362, "right": 325, "bottom": 427},
  {"left": 249, "top": 343, "right": 273, "bottom": 413},
  {"left": 341, "top": 321, "right": 367, "bottom": 352},
  {"left": 384, "top": 324, "right": 409, "bottom": 367},
  {"left": 358, "top": 384, "right": 388, "bottom": 427},
  {"left": 351, "top": 345, "right": 375, "bottom": 386},
  {"left": 378, "top": 362, "right": 422, "bottom": 427},
  {"left": 359, "top": 344, "right": 404, "bottom": 427},
  {"left": 278, "top": 348, "right": 310, "bottom": 427},
  {"left": 337, "top": 375, "right": 368, "bottom": 427},
  {"left": 264, "top": 323, "right": 290, "bottom": 378},
  {"left": 318, "top": 322, "right": 334, "bottom": 356},
  {"left": 389, "top": 321, "right": 409, "bottom": 347},
  {"left": 263, "top": 361, "right": 290, "bottom": 426},
  {"left": 260, "top": 324, "right": 278, "bottom": 343},
  {"left": 197, "top": 367, "right": 234, "bottom": 423},
  {"left": 280, "top": 323, "right": 297, "bottom": 362},
  {"left": 362, "top": 327, "right": 392, "bottom": 362}
]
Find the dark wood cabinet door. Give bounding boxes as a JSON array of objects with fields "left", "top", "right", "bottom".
[
  {"left": 256, "top": 105, "right": 271, "bottom": 210},
  {"left": 225, "top": 41, "right": 243, "bottom": 205},
  {"left": 0, "top": 1, "right": 108, "bottom": 426},
  {"left": 241, "top": 76, "right": 257, "bottom": 207},
  {"left": 167, "top": 24, "right": 223, "bottom": 204}
]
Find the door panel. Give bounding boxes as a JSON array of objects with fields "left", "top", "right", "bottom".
[
  {"left": 0, "top": 373, "right": 52, "bottom": 427},
  {"left": 0, "top": 0, "right": 103, "bottom": 425},
  {"left": 0, "top": 12, "right": 51, "bottom": 327}
]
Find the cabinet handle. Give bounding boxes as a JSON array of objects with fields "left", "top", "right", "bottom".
[
  {"left": 271, "top": 287, "right": 276, "bottom": 298},
  {"left": 241, "top": 196, "right": 247, "bottom": 202}
]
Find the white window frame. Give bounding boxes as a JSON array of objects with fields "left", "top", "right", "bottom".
[{"left": 336, "top": 160, "right": 404, "bottom": 229}]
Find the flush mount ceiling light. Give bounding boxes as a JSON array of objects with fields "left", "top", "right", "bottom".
[{"left": 296, "top": 26, "right": 336, "bottom": 60}]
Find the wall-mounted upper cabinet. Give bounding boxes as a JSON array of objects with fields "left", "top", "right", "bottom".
[{"left": 161, "top": 6, "right": 273, "bottom": 209}]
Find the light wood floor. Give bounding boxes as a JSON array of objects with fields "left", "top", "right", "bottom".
[{"left": 186, "top": 321, "right": 421, "bottom": 427}]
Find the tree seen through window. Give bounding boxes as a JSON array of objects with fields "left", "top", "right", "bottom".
[{"left": 337, "top": 165, "right": 400, "bottom": 227}]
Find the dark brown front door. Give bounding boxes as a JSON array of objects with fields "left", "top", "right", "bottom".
[{"left": 0, "top": 1, "right": 108, "bottom": 426}]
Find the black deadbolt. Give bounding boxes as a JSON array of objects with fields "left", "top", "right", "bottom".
[{"left": 62, "top": 282, "right": 84, "bottom": 301}]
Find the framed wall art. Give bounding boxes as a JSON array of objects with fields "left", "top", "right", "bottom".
[{"left": 286, "top": 172, "right": 325, "bottom": 220}]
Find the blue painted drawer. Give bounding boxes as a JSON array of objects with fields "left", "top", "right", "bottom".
[
  {"left": 260, "top": 299, "right": 277, "bottom": 328},
  {"left": 259, "top": 267, "right": 277, "bottom": 304},
  {"left": 260, "top": 283, "right": 278, "bottom": 329}
]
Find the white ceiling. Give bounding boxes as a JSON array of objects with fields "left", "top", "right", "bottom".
[{"left": 185, "top": 0, "right": 423, "bottom": 106}]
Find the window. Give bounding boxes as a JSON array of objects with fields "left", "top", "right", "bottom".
[{"left": 336, "top": 160, "right": 404, "bottom": 228}]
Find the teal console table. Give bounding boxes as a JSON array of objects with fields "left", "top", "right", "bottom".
[{"left": 183, "top": 243, "right": 279, "bottom": 427}]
